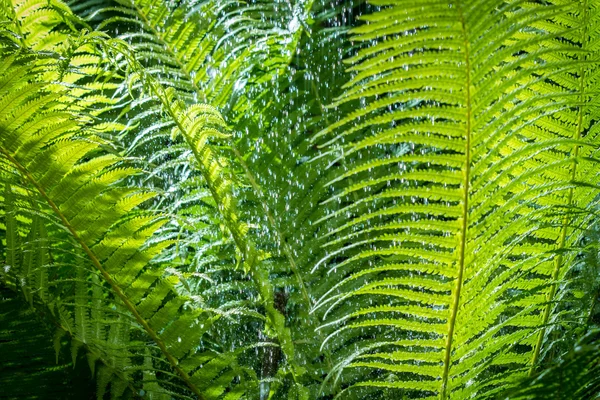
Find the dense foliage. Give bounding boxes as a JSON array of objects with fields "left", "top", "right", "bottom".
[{"left": 1, "top": 0, "right": 600, "bottom": 399}]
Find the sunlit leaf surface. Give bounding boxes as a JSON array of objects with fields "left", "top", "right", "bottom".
[{"left": 1, "top": 0, "right": 600, "bottom": 399}]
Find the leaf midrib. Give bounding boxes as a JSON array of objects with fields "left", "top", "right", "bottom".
[{"left": 440, "top": 4, "right": 472, "bottom": 399}]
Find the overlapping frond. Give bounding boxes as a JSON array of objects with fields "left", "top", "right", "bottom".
[{"left": 521, "top": 0, "right": 600, "bottom": 373}]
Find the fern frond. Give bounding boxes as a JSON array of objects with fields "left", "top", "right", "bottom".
[
  {"left": 312, "top": 1, "right": 600, "bottom": 398},
  {"left": 129, "top": 70, "right": 302, "bottom": 381},
  {"left": 0, "top": 39, "right": 243, "bottom": 400}
]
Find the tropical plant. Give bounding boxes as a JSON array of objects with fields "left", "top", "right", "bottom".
[{"left": 1, "top": 0, "right": 600, "bottom": 399}]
